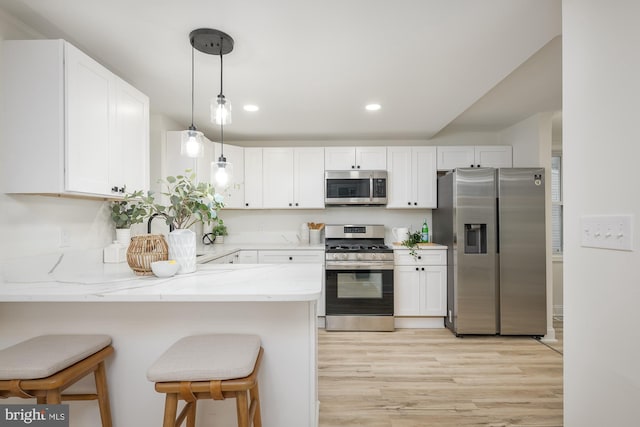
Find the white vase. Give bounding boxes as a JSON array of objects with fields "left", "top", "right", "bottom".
[
  {"left": 167, "top": 229, "right": 196, "bottom": 274},
  {"left": 115, "top": 228, "right": 131, "bottom": 247},
  {"left": 214, "top": 235, "right": 224, "bottom": 245}
]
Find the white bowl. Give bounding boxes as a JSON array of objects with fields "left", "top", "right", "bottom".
[{"left": 150, "top": 260, "right": 179, "bottom": 278}]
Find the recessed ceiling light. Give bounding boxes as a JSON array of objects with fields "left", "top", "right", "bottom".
[
  {"left": 365, "top": 103, "right": 381, "bottom": 111},
  {"left": 243, "top": 104, "right": 259, "bottom": 112}
]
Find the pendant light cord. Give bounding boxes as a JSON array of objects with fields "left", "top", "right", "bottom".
[
  {"left": 190, "top": 46, "right": 195, "bottom": 128},
  {"left": 219, "top": 36, "right": 225, "bottom": 159}
]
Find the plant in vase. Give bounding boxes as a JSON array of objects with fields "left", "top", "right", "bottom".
[
  {"left": 109, "top": 191, "right": 149, "bottom": 246},
  {"left": 148, "top": 171, "right": 225, "bottom": 274},
  {"left": 211, "top": 219, "right": 228, "bottom": 244}
]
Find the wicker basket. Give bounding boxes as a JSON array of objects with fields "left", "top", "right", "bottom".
[{"left": 126, "top": 234, "right": 169, "bottom": 276}]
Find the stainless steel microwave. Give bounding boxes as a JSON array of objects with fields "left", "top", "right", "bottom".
[{"left": 325, "top": 170, "right": 388, "bottom": 205}]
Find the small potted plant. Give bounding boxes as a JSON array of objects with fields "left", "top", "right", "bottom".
[
  {"left": 148, "top": 170, "right": 225, "bottom": 273},
  {"left": 401, "top": 229, "right": 424, "bottom": 259},
  {"left": 109, "top": 191, "right": 149, "bottom": 245},
  {"left": 211, "top": 219, "right": 228, "bottom": 244}
]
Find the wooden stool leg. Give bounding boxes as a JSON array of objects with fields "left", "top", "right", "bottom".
[
  {"left": 163, "top": 393, "right": 178, "bottom": 427},
  {"left": 235, "top": 390, "right": 249, "bottom": 427},
  {"left": 94, "top": 361, "right": 113, "bottom": 427},
  {"left": 46, "top": 389, "right": 62, "bottom": 404},
  {"left": 250, "top": 383, "right": 262, "bottom": 427},
  {"left": 186, "top": 400, "right": 196, "bottom": 427},
  {"left": 36, "top": 396, "right": 46, "bottom": 404}
]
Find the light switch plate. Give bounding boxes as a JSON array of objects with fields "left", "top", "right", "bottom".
[{"left": 581, "top": 215, "right": 633, "bottom": 251}]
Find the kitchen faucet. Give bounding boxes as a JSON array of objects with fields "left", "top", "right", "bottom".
[{"left": 147, "top": 213, "right": 174, "bottom": 234}]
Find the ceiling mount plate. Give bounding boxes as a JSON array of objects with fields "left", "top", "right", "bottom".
[{"left": 190, "top": 28, "right": 234, "bottom": 55}]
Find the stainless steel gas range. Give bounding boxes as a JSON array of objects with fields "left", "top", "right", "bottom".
[{"left": 324, "top": 224, "right": 394, "bottom": 331}]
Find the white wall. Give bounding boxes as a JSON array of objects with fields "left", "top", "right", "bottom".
[{"left": 564, "top": 1, "right": 640, "bottom": 425}]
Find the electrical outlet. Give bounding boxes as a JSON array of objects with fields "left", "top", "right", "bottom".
[{"left": 581, "top": 215, "right": 633, "bottom": 251}]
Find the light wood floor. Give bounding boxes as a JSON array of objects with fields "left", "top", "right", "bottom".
[{"left": 318, "top": 326, "right": 563, "bottom": 427}]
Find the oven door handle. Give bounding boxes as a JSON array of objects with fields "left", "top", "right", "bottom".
[{"left": 326, "top": 261, "right": 394, "bottom": 270}]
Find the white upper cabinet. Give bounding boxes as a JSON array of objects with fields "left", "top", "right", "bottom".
[
  {"left": 436, "top": 145, "right": 512, "bottom": 170},
  {"left": 0, "top": 40, "right": 149, "bottom": 197},
  {"left": 263, "top": 147, "right": 324, "bottom": 208},
  {"left": 387, "top": 146, "right": 437, "bottom": 208},
  {"left": 244, "top": 148, "right": 263, "bottom": 208},
  {"left": 325, "top": 146, "right": 386, "bottom": 170}
]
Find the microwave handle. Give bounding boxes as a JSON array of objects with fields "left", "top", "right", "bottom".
[{"left": 369, "top": 175, "right": 373, "bottom": 202}]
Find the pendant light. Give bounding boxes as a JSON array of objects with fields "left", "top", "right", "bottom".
[
  {"left": 180, "top": 45, "right": 204, "bottom": 158},
  {"left": 190, "top": 28, "right": 234, "bottom": 189}
]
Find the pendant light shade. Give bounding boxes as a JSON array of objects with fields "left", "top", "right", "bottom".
[
  {"left": 212, "top": 94, "right": 232, "bottom": 125},
  {"left": 180, "top": 45, "right": 204, "bottom": 158}
]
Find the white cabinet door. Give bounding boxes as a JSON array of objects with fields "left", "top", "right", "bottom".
[
  {"left": 113, "top": 78, "right": 149, "bottom": 193},
  {"left": 262, "top": 148, "right": 295, "bottom": 208},
  {"left": 413, "top": 146, "right": 437, "bottom": 208},
  {"left": 244, "top": 148, "right": 263, "bottom": 208},
  {"left": 294, "top": 147, "right": 324, "bottom": 208},
  {"left": 65, "top": 42, "right": 113, "bottom": 195},
  {"left": 387, "top": 146, "right": 436, "bottom": 208},
  {"left": 214, "top": 143, "right": 244, "bottom": 208},
  {"left": 237, "top": 250, "right": 258, "bottom": 263},
  {"left": 258, "top": 250, "right": 325, "bottom": 264},
  {"left": 386, "top": 147, "right": 413, "bottom": 208},
  {"left": 421, "top": 266, "right": 447, "bottom": 316},
  {"left": 356, "top": 147, "right": 387, "bottom": 170},
  {"left": 436, "top": 146, "right": 475, "bottom": 171},
  {"left": 437, "top": 145, "right": 513, "bottom": 170},
  {"left": 325, "top": 146, "right": 386, "bottom": 170},
  {"left": 324, "top": 147, "right": 355, "bottom": 170},
  {"left": 475, "top": 146, "right": 513, "bottom": 168},
  {"left": 394, "top": 266, "right": 421, "bottom": 315}
]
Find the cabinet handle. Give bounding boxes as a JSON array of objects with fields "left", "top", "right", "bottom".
[
  {"left": 289, "top": 203, "right": 292, "bottom": 207},
  {"left": 351, "top": 165, "right": 356, "bottom": 169},
  {"left": 418, "top": 256, "right": 422, "bottom": 259},
  {"left": 118, "top": 186, "right": 125, "bottom": 193},
  {"left": 477, "top": 164, "right": 480, "bottom": 168},
  {"left": 415, "top": 267, "right": 419, "bottom": 271},
  {"left": 289, "top": 256, "right": 293, "bottom": 261},
  {"left": 111, "top": 186, "right": 119, "bottom": 193},
  {"left": 295, "top": 202, "right": 299, "bottom": 206},
  {"left": 421, "top": 267, "right": 425, "bottom": 271},
  {"left": 357, "top": 165, "right": 361, "bottom": 169},
  {"left": 407, "top": 202, "right": 411, "bottom": 206},
  {"left": 414, "top": 202, "right": 417, "bottom": 206},
  {"left": 470, "top": 164, "right": 474, "bottom": 167},
  {"left": 245, "top": 203, "right": 249, "bottom": 207}
]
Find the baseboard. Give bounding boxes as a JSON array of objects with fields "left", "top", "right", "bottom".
[
  {"left": 553, "top": 304, "right": 563, "bottom": 317},
  {"left": 317, "top": 316, "right": 445, "bottom": 329}
]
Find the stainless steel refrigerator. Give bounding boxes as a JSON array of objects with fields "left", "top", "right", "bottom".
[{"left": 433, "top": 168, "right": 546, "bottom": 336}]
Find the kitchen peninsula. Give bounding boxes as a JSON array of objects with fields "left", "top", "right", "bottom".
[{"left": 0, "top": 257, "right": 322, "bottom": 427}]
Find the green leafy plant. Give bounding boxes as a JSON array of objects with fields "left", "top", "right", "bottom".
[
  {"left": 109, "top": 191, "right": 149, "bottom": 229},
  {"left": 401, "top": 230, "right": 423, "bottom": 259},
  {"left": 211, "top": 219, "right": 228, "bottom": 236},
  {"left": 149, "top": 170, "right": 225, "bottom": 230}
]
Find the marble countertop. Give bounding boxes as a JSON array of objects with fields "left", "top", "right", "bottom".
[
  {"left": 0, "top": 251, "right": 323, "bottom": 302},
  {"left": 390, "top": 242, "right": 448, "bottom": 250}
]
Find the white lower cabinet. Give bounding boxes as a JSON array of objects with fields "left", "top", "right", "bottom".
[
  {"left": 257, "top": 250, "right": 324, "bottom": 264},
  {"left": 394, "top": 249, "right": 447, "bottom": 316},
  {"left": 237, "top": 250, "right": 258, "bottom": 263}
]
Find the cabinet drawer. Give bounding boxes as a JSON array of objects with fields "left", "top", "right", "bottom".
[
  {"left": 258, "top": 250, "right": 324, "bottom": 264},
  {"left": 394, "top": 250, "right": 446, "bottom": 266}
]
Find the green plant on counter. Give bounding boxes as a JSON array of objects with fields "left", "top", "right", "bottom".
[
  {"left": 109, "top": 191, "right": 150, "bottom": 229},
  {"left": 149, "top": 170, "right": 225, "bottom": 230},
  {"left": 401, "top": 230, "right": 423, "bottom": 259}
]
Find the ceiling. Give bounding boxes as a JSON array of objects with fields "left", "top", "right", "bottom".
[{"left": 0, "top": 0, "right": 562, "bottom": 142}]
